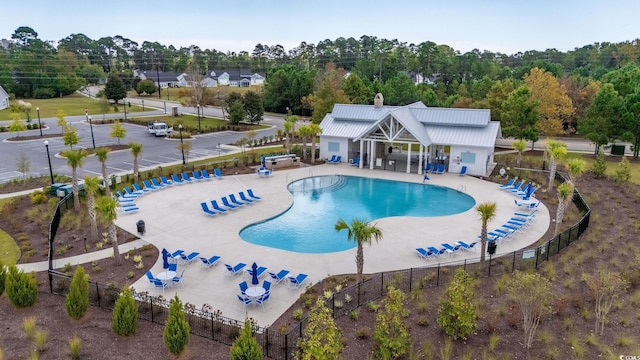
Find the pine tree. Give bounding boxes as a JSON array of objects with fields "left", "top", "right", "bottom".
[
  {"left": 111, "top": 286, "right": 138, "bottom": 336},
  {"left": 164, "top": 295, "right": 190, "bottom": 355},
  {"left": 65, "top": 266, "right": 89, "bottom": 320},
  {"left": 230, "top": 318, "right": 263, "bottom": 360},
  {"left": 374, "top": 287, "right": 411, "bottom": 359},
  {"left": 5, "top": 264, "right": 38, "bottom": 308}
]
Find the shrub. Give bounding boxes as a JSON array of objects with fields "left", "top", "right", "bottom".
[
  {"left": 5, "top": 264, "right": 38, "bottom": 308},
  {"left": 591, "top": 151, "right": 607, "bottom": 178},
  {"left": 374, "top": 287, "right": 410, "bottom": 359},
  {"left": 292, "top": 308, "right": 304, "bottom": 320},
  {"left": 34, "top": 330, "right": 48, "bottom": 352},
  {"left": 23, "top": 316, "right": 37, "bottom": 339},
  {"left": 613, "top": 156, "right": 631, "bottom": 184},
  {"left": 66, "top": 266, "right": 89, "bottom": 320},
  {"left": 437, "top": 269, "right": 478, "bottom": 340},
  {"left": 112, "top": 286, "right": 138, "bottom": 336},
  {"left": 164, "top": 295, "right": 190, "bottom": 355},
  {"left": 230, "top": 319, "right": 263, "bottom": 360},
  {"left": 29, "top": 190, "right": 47, "bottom": 204},
  {"left": 0, "top": 263, "right": 6, "bottom": 296},
  {"left": 298, "top": 297, "right": 342, "bottom": 360},
  {"left": 68, "top": 336, "right": 81, "bottom": 360}
]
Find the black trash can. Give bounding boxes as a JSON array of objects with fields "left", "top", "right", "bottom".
[
  {"left": 487, "top": 241, "right": 497, "bottom": 255},
  {"left": 136, "top": 220, "right": 145, "bottom": 236},
  {"left": 611, "top": 144, "right": 625, "bottom": 156}
]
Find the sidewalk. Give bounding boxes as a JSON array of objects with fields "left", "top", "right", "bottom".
[{"left": 17, "top": 238, "right": 150, "bottom": 273}]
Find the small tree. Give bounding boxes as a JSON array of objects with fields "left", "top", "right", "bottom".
[
  {"left": 374, "top": 287, "right": 410, "bottom": 359},
  {"left": 501, "top": 271, "right": 553, "bottom": 349},
  {"left": 230, "top": 319, "right": 263, "bottom": 360},
  {"left": 613, "top": 156, "right": 631, "bottom": 184},
  {"left": 590, "top": 150, "right": 607, "bottom": 178},
  {"left": 298, "top": 297, "right": 343, "bottom": 359},
  {"left": 95, "top": 147, "right": 111, "bottom": 197},
  {"left": 105, "top": 73, "right": 127, "bottom": 104},
  {"left": 476, "top": 201, "right": 497, "bottom": 266},
  {"left": 335, "top": 218, "right": 383, "bottom": 284},
  {"left": 136, "top": 79, "right": 157, "bottom": 95},
  {"left": 0, "top": 262, "right": 6, "bottom": 296},
  {"left": 110, "top": 121, "right": 127, "bottom": 145},
  {"left": 5, "top": 264, "right": 38, "bottom": 308},
  {"left": 512, "top": 139, "right": 526, "bottom": 167},
  {"left": 112, "top": 286, "right": 138, "bottom": 336},
  {"left": 437, "top": 268, "right": 478, "bottom": 340},
  {"left": 63, "top": 123, "right": 80, "bottom": 150},
  {"left": 228, "top": 100, "right": 246, "bottom": 125},
  {"left": 178, "top": 139, "right": 193, "bottom": 163},
  {"left": 583, "top": 271, "right": 628, "bottom": 336},
  {"left": 84, "top": 176, "right": 100, "bottom": 242},
  {"left": 16, "top": 151, "right": 30, "bottom": 182},
  {"left": 164, "top": 295, "right": 190, "bottom": 355},
  {"left": 56, "top": 109, "right": 67, "bottom": 132},
  {"left": 95, "top": 196, "right": 121, "bottom": 265},
  {"left": 65, "top": 266, "right": 89, "bottom": 320},
  {"left": 546, "top": 139, "right": 567, "bottom": 191},
  {"left": 62, "top": 149, "right": 88, "bottom": 210}
]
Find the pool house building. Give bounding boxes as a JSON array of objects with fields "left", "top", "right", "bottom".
[{"left": 318, "top": 94, "right": 501, "bottom": 177}]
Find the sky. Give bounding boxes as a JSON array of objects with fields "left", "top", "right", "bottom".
[{"left": 1, "top": 0, "right": 639, "bottom": 55}]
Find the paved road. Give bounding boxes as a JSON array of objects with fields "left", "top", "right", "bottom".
[{"left": 0, "top": 95, "right": 288, "bottom": 183}]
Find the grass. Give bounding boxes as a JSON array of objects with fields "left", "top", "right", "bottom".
[
  {"left": 0, "top": 93, "right": 145, "bottom": 120},
  {"left": 0, "top": 198, "right": 21, "bottom": 264}
]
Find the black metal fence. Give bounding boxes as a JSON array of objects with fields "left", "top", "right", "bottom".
[
  {"left": 47, "top": 193, "right": 73, "bottom": 292},
  {"left": 46, "top": 172, "right": 590, "bottom": 359}
]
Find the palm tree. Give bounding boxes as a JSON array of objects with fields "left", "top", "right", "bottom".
[
  {"left": 95, "top": 147, "right": 111, "bottom": 197},
  {"left": 297, "top": 125, "right": 312, "bottom": 161},
  {"left": 554, "top": 159, "right": 585, "bottom": 236},
  {"left": 95, "top": 196, "right": 121, "bottom": 265},
  {"left": 546, "top": 140, "right": 567, "bottom": 192},
  {"left": 284, "top": 115, "right": 298, "bottom": 154},
  {"left": 63, "top": 149, "right": 88, "bottom": 210},
  {"left": 129, "top": 142, "right": 143, "bottom": 184},
  {"left": 476, "top": 202, "right": 497, "bottom": 266},
  {"left": 308, "top": 123, "right": 323, "bottom": 164},
  {"left": 83, "top": 175, "right": 100, "bottom": 242},
  {"left": 334, "top": 218, "right": 383, "bottom": 284}
]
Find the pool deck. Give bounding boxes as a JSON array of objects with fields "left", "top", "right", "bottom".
[{"left": 114, "top": 164, "right": 550, "bottom": 327}]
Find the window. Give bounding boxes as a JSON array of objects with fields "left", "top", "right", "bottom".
[
  {"left": 328, "top": 142, "right": 340, "bottom": 152},
  {"left": 460, "top": 151, "right": 476, "bottom": 164}
]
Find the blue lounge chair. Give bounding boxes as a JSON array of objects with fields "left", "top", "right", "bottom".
[
  {"left": 200, "top": 202, "right": 218, "bottom": 216},
  {"left": 239, "top": 191, "right": 256, "bottom": 203},
  {"left": 239, "top": 281, "right": 249, "bottom": 294},
  {"left": 199, "top": 255, "right": 221, "bottom": 268},
  {"left": 512, "top": 182, "right": 530, "bottom": 194},
  {"left": 170, "top": 250, "right": 184, "bottom": 259},
  {"left": 424, "top": 163, "right": 433, "bottom": 172},
  {"left": 263, "top": 280, "right": 271, "bottom": 293},
  {"left": 201, "top": 169, "right": 213, "bottom": 180},
  {"left": 225, "top": 262, "right": 247, "bottom": 276},
  {"left": 181, "top": 172, "right": 194, "bottom": 183},
  {"left": 214, "top": 168, "right": 224, "bottom": 178},
  {"left": 116, "top": 200, "right": 137, "bottom": 208},
  {"left": 350, "top": 157, "right": 360, "bottom": 166},
  {"left": 229, "top": 194, "right": 246, "bottom": 206},
  {"left": 287, "top": 273, "right": 309, "bottom": 289},
  {"left": 416, "top": 248, "right": 435, "bottom": 259},
  {"left": 221, "top": 196, "right": 238, "bottom": 210},
  {"left": 168, "top": 263, "right": 177, "bottom": 272},
  {"left": 124, "top": 187, "right": 144, "bottom": 196},
  {"left": 160, "top": 176, "right": 173, "bottom": 186},
  {"left": 171, "top": 174, "right": 184, "bottom": 184},
  {"left": 247, "top": 189, "right": 262, "bottom": 200},
  {"left": 435, "top": 163, "right": 446, "bottom": 174},
  {"left": 456, "top": 241, "right": 477, "bottom": 251},
  {"left": 151, "top": 178, "right": 166, "bottom": 189},
  {"left": 327, "top": 155, "right": 337, "bottom": 163},
  {"left": 441, "top": 243, "right": 461, "bottom": 252},
  {"left": 247, "top": 266, "right": 267, "bottom": 279},
  {"left": 153, "top": 279, "right": 168, "bottom": 294},
  {"left": 142, "top": 180, "right": 158, "bottom": 191},
  {"left": 498, "top": 179, "right": 515, "bottom": 189},
  {"left": 133, "top": 183, "right": 151, "bottom": 194},
  {"left": 179, "top": 251, "right": 200, "bottom": 264},
  {"left": 207, "top": 200, "right": 227, "bottom": 214},
  {"left": 121, "top": 206, "right": 140, "bottom": 214},
  {"left": 268, "top": 269, "right": 290, "bottom": 284},
  {"left": 333, "top": 156, "right": 342, "bottom": 164},
  {"left": 192, "top": 170, "right": 205, "bottom": 181},
  {"left": 145, "top": 271, "right": 155, "bottom": 287},
  {"left": 458, "top": 166, "right": 467, "bottom": 176},
  {"left": 116, "top": 190, "right": 137, "bottom": 199}
]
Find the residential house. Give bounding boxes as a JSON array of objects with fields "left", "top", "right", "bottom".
[
  {"left": 0, "top": 85, "right": 9, "bottom": 110},
  {"left": 209, "top": 69, "right": 265, "bottom": 87},
  {"left": 319, "top": 93, "right": 501, "bottom": 177},
  {"left": 134, "top": 70, "right": 184, "bottom": 89}
]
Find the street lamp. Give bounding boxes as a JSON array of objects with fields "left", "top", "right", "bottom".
[
  {"left": 44, "top": 140, "right": 54, "bottom": 184},
  {"left": 88, "top": 115, "right": 96, "bottom": 149},
  {"left": 123, "top": 99, "right": 127, "bottom": 121},
  {"left": 179, "top": 124, "right": 185, "bottom": 165},
  {"left": 196, "top": 104, "right": 201, "bottom": 133},
  {"left": 36, "top": 107, "right": 42, "bottom": 136},
  {"left": 142, "top": 99, "right": 145, "bottom": 111}
]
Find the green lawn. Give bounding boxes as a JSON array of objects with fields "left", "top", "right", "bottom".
[
  {"left": 0, "top": 198, "right": 20, "bottom": 265},
  {"left": 0, "top": 93, "right": 146, "bottom": 120}
]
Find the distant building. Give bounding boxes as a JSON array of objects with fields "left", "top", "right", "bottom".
[
  {"left": 134, "top": 69, "right": 265, "bottom": 88},
  {"left": 0, "top": 85, "right": 9, "bottom": 110},
  {"left": 0, "top": 38, "right": 12, "bottom": 50}
]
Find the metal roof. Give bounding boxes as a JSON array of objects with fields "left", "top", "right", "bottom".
[
  {"left": 354, "top": 107, "right": 432, "bottom": 145},
  {"left": 411, "top": 107, "right": 490, "bottom": 127},
  {"left": 426, "top": 121, "right": 501, "bottom": 147},
  {"left": 330, "top": 104, "right": 399, "bottom": 121},
  {"left": 319, "top": 114, "right": 372, "bottom": 138}
]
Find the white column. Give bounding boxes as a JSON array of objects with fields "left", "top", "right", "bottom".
[
  {"left": 359, "top": 139, "right": 364, "bottom": 169},
  {"left": 406, "top": 145, "right": 412, "bottom": 173},
  {"left": 418, "top": 144, "right": 424, "bottom": 175},
  {"left": 369, "top": 140, "right": 375, "bottom": 170}
]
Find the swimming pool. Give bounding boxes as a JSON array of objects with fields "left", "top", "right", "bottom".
[{"left": 239, "top": 175, "right": 476, "bottom": 253}]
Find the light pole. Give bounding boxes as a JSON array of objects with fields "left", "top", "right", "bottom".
[
  {"left": 196, "top": 104, "right": 201, "bottom": 133},
  {"left": 142, "top": 99, "right": 145, "bottom": 111},
  {"left": 44, "top": 140, "right": 54, "bottom": 184},
  {"left": 123, "top": 99, "right": 127, "bottom": 121},
  {"left": 179, "top": 124, "right": 185, "bottom": 165},
  {"left": 36, "top": 107, "right": 42, "bottom": 136},
  {"left": 88, "top": 115, "right": 95, "bottom": 149}
]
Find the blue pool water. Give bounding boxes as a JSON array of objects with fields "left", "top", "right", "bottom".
[{"left": 239, "top": 175, "right": 475, "bottom": 253}]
